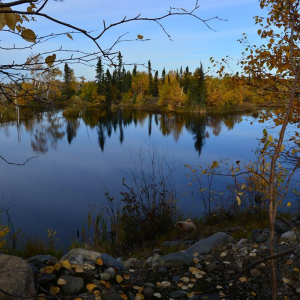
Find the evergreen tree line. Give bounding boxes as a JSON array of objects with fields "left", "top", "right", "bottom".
[{"left": 61, "top": 51, "right": 207, "bottom": 108}]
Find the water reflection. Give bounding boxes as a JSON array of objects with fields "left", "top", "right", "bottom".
[{"left": 0, "top": 108, "right": 257, "bottom": 156}]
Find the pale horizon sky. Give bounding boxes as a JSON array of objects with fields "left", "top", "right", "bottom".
[{"left": 1, "top": 0, "right": 265, "bottom": 81}]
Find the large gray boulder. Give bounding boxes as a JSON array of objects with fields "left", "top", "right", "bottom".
[
  {"left": 185, "top": 232, "right": 233, "bottom": 256},
  {"left": 60, "top": 248, "right": 125, "bottom": 270},
  {"left": 60, "top": 248, "right": 102, "bottom": 270},
  {"left": 0, "top": 255, "right": 35, "bottom": 300}
]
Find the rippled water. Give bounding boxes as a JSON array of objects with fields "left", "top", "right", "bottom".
[{"left": 0, "top": 107, "right": 269, "bottom": 246}]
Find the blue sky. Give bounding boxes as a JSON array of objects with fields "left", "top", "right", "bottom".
[{"left": 1, "top": 0, "right": 265, "bottom": 80}]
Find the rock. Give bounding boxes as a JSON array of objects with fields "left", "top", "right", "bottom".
[
  {"left": 169, "top": 291, "right": 188, "bottom": 298},
  {"left": 281, "top": 231, "right": 297, "bottom": 242},
  {"left": 151, "top": 253, "right": 161, "bottom": 268},
  {"left": 162, "top": 241, "right": 182, "bottom": 247},
  {"left": 28, "top": 262, "right": 40, "bottom": 276},
  {"left": 190, "top": 296, "right": 200, "bottom": 300},
  {"left": 102, "top": 253, "right": 125, "bottom": 270},
  {"left": 60, "top": 248, "right": 102, "bottom": 270},
  {"left": 250, "top": 268, "right": 262, "bottom": 277},
  {"left": 185, "top": 232, "right": 233, "bottom": 256},
  {"left": 156, "top": 252, "right": 194, "bottom": 267},
  {"left": 157, "top": 267, "right": 168, "bottom": 273},
  {"left": 206, "top": 262, "right": 218, "bottom": 272},
  {"left": 0, "top": 254, "right": 35, "bottom": 300},
  {"left": 102, "top": 288, "right": 122, "bottom": 300},
  {"left": 252, "top": 229, "right": 262, "bottom": 241},
  {"left": 143, "top": 287, "right": 154, "bottom": 299},
  {"left": 100, "top": 267, "right": 116, "bottom": 280},
  {"left": 61, "top": 275, "right": 84, "bottom": 295},
  {"left": 275, "top": 219, "right": 292, "bottom": 234},
  {"left": 255, "top": 234, "right": 268, "bottom": 243},
  {"left": 153, "top": 248, "right": 162, "bottom": 254},
  {"left": 124, "top": 258, "right": 140, "bottom": 269},
  {"left": 200, "top": 294, "right": 220, "bottom": 300},
  {"left": 237, "top": 239, "right": 250, "bottom": 247},
  {"left": 35, "top": 273, "right": 56, "bottom": 285},
  {"left": 28, "top": 254, "right": 57, "bottom": 263}
]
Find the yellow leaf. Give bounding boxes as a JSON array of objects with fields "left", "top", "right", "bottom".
[
  {"left": 57, "top": 278, "right": 67, "bottom": 285},
  {"left": 50, "top": 286, "right": 60, "bottom": 294},
  {"left": 187, "top": 292, "right": 195, "bottom": 298},
  {"left": 67, "top": 33, "right": 73, "bottom": 40},
  {"left": 252, "top": 291, "right": 256, "bottom": 296},
  {"left": 287, "top": 202, "right": 292, "bottom": 207},
  {"left": 268, "top": 134, "right": 273, "bottom": 143},
  {"left": 121, "top": 294, "right": 128, "bottom": 300},
  {"left": 44, "top": 266, "right": 54, "bottom": 273},
  {"left": 137, "top": 34, "right": 144, "bottom": 40},
  {"left": 96, "top": 258, "right": 103, "bottom": 265},
  {"left": 123, "top": 274, "right": 130, "bottom": 280},
  {"left": 54, "top": 263, "right": 61, "bottom": 271},
  {"left": 21, "top": 28, "right": 36, "bottom": 43},
  {"left": 4, "top": 8, "right": 17, "bottom": 31},
  {"left": 116, "top": 275, "right": 123, "bottom": 283},
  {"left": 135, "top": 293, "right": 145, "bottom": 300},
  {"left": 86, "top": 283, "right": 97, "bottom": 291},
  {"left": 37, "top": 294, "right": 46, "bottom": 300},
  {"left": 293, "top": 267, "right": 299, "bottom": 272},
  {"left": 45, "top": 54, "right": 56, "bottom": 67},
  {"left": 236, "top": 195, "right": 241, "bottom": 206},
  {"left": 282, "top": 277, "right": 290, "bottom": 284},
  {"left": 61, "top": 260, "right": 71, "bottom": 270},
  {"left": 75, "top": 266, "right": 84, "bottom": 273},
  {"left": 94, "top": 290, "right": 101, "bottom": 300},
  {"left": 153, "top": 293, "right": 161, "bottom": 298},
  {"left": 239, "top": 277, "right": 247, "bottom": 282},
  {"left": 0, "top": 8, "right": 7, "bottom": 30}
]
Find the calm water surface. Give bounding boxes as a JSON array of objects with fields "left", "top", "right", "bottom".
[{"left": 0, "top": 108, "right": 268, "bottom": 246}]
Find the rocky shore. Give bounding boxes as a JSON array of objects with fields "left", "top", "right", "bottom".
[{"left": 0, "top": 218, "right": 300, "bottom": 300}]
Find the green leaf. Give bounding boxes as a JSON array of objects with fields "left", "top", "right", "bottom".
[
  {"left": 21, "top": 28, "right": 36, "bottom": 43},
  {"left": 45, "top": 54, "right": 56, "bottom": 67},
  {"left": 137, "top": 34, "right": 144, "bottom": 40},
  {"left": 181, "top": 8, "right": 187, "bottom": 12}
]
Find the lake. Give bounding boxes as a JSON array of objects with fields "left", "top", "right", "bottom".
[{"left": 0, "top": 107, "right": 277, "bottom": 247}]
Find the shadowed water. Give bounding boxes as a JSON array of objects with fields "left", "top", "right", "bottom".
[{"left": 0, "top": 107, "right": 266, "bottom": 246}]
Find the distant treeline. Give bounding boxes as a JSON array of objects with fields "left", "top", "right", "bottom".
[{"left": 2, "top": 51, "right": 277, "bottom": 110}]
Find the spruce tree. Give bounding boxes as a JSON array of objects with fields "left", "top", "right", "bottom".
[
  {"left": 161, "top": 68, "right": 166, "bottom": 84},
  {"left": 148, "top": 60, "right": 153, "bottom": 95},
  {"left": 63, "top": 63, "right": 75, "bottom": 99},
  {"left": 132, "top": 65, "right": 137, "bottom": 76},
  {"left": 95, "top": 57, "right": 105, "bottom": 95},
  {"left": 189, "top": 63, "right": 207, "bottom": 107},
  {"left": 153, "top": 71, "right": 159, "bottom": 97}
]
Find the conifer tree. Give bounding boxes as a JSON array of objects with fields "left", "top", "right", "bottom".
[
  {"left": 161, "top": 68, "right": 166, "bottom": 84},
  {"left": 153, "top": 71, "right": 159, "bottom": 97},
  {"left": 95, "top": 57, "right": 105, "bottom": 95},
  {"left": 62, "top": 63, "right": 75, "bottom": 99},
  {"left": 148, "top": 60, "right": 153, "bottom": 95}
]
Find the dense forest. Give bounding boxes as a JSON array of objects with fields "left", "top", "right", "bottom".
[{"left": 2, "top": 51, "right": 276, "bottom": 112}]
